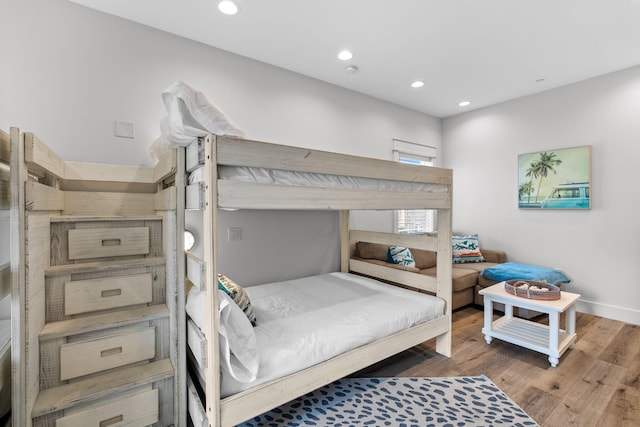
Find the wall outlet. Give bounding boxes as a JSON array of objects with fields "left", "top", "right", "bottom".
[{"left": 228, "top": 227, "right": 242, "bottom": 241}]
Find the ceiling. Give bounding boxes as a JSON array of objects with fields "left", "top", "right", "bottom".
[{"left": 69, "top": 0, "right": 640, "bottom": 118}]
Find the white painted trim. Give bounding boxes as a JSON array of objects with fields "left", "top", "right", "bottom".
[
  {"left": 576, "top": 300, "right": 640, "bottom": 326},
  {"left": 392, "top": 138, "right": 437, "bottom": 161},
  {"left": 392, "top": 149, "right": 436, "bottom": 234}
]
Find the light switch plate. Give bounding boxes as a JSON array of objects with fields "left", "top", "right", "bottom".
[
  {"left": 228, "top": 227, "right": 242, "bottom": 241},
  {"left": 114, "top": 120, "right": 135, "bottom": 139}
]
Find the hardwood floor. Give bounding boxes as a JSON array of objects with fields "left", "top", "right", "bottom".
[{"left": 356, "top": 306, "right": 640, "bottom": 426}]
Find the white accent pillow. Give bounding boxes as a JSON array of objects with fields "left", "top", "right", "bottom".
[{"left": 186, "top": 288, "right": 258, "bottom": 383}]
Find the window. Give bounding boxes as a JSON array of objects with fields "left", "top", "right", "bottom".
[{"left": 392, "top": 139, "right": 437, "bottom": 234}]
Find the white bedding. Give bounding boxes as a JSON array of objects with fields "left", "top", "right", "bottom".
[
  {"left": 188, "top": 165, "right": 449, "bottom": 193},
  {"left": 186, "top": 272, "right": 445, "bottom": 397}
]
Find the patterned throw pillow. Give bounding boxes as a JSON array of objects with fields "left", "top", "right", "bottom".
[
  {"left": 218, "top": 274, "right": 257, "bottom": 326},
  {"left": 387, "top": 246, "right": 416, "bottom": 268},
  {"left": 452, "top": 234, "right": 485, "bottom": 264}
]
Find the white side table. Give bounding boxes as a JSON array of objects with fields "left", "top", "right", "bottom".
[{"left": 479, "top": 282, "right": 581, "bottom": 367}]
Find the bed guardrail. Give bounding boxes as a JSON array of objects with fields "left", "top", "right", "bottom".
[
  {"left": 216, "top": 136, "right": 450, "bottom": 183},
  {"left": 348, "top": 229, "right": 439, "bottom": 294}
]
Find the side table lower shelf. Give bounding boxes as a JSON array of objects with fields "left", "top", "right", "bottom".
[{"left": 483, "top": 316, "right": 576, "bottom": 366}]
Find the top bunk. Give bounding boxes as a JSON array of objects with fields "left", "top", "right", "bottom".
[{"left": 186, "top": 134, "right": 452, "bottom": 211}]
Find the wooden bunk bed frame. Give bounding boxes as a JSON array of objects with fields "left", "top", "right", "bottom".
[
  {"left": 9, "top": 128, "right": 186, "bottom": 426},
  {"left": 184, "top": 134, "right": 453, "bottom": 427},
  {"left": 0, "top": 129, "right": 11, "bottom": 421}
]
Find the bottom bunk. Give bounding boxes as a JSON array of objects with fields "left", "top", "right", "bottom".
[{"left": 185, "top": 271, "right": 449, "bottom": 426}]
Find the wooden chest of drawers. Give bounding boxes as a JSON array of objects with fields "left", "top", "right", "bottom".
[
  {"left": 32, "top": 217, "right": 176, "bottom": 427},
  {"left": 9, "top": 129, "right": 183, "bottom": 427}
]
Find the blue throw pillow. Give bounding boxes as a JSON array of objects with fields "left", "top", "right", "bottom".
[
  {"left": 387, "top": 246, "right": 416, "bottom": 268},
  {"left": 481, "top": 262, "right": 571, "bottom": 285},
  {"left": 452, "top": 234, "right": 485, "bottom": 264}
]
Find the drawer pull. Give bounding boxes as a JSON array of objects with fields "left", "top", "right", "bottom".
[
  {"left": 101, "top": 288, "right": 122, "bottom": 298},
  {"left": 100, "top": 346, "right": 123, "bottom": 357},
  {"left": 101, "top": 238, "right": 122, "bottom": 246},
  {"left": 99, "top": 415, "right": 124, "bottom": 427}
]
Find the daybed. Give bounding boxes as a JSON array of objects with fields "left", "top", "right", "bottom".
[
  {"left": 181, "top": 135, "right": 454, "bottom": 427},
  {"left": 352, "top": 240, "right": 506, "bottom": 310}
]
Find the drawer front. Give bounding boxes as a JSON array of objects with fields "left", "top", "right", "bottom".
[
  {"left": 56, "top": 388, "right": 158, "bottom": 427},
  {"left": 68, "top": 227, "right": 150, "bottom": 260},
  {"left": 60, "top": 328, "right": 155, "bottom": 380},
  {"left": 64, "top": 273, "right": 153, "bottom": 315}
]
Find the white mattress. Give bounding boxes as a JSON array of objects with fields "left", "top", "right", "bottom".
[
  {"left": 188, "top": 165, "right": 448, "bottom": 193},
  {"left": 186, "top": 272, "right": 445, "bottom": 397}
]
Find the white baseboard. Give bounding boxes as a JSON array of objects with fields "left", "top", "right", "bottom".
[{"left": 576, "top": 299, "right": 640, "bottom": 326}]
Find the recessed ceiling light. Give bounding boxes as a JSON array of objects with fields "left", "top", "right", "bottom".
[
  {"left": 458, "top": 100, "right": 471, "bottom": 107},
  {"left": 411, "top": 81, "right": 425, "bottom": 88},
  {"left": 338, "top": 50, "right": 354, "bottom": 61},
  {"left": 344, "top": 65, "right": 358, "bottom": 73},
  {"left": 218, "top": 0, "right": 239, "bottom": 15}
]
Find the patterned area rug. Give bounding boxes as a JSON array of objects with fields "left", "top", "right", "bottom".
[{"left": 238, "top": 376, "right": 538, "bottom": 427}]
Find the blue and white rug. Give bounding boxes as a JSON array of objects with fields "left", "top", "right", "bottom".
[{"left": 238, "top": 376, "right": 538, "bottom": 427}]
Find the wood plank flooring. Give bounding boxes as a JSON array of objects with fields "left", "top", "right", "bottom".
[{"left": 356, "top": 306, "right": 640, "bottom": 426}]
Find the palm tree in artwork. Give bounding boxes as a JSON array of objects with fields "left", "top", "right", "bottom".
[
  {"left": 519, "top": 181, "right": 535, "bottom": 203},
  {"left": 531, "top": 151, "right": 562, "bottom": 202},
  {"left": 524, "top": 162, "right": 540, "bottom": 203}
]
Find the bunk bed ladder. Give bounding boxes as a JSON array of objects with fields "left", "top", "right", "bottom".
[
  {"left": 182, "top": 135, "right": 222, "bottom": 427},
  {"left": 10, "top": 127, "right": 185, "bottom": 427}
]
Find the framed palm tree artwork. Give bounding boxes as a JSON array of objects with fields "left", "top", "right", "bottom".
[{"left": 518, "top": 145, "right": 592, "bottom": 209}]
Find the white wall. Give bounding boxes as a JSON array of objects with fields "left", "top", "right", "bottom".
[
  {"left": 0, "top": 0, "right": 440, "bottom": 165},
  {"left": 443, "top": 65, "right": 640, "bottom": 325},
  {"left": 0, "top": 0, "right": 441, "bottom": 285}
]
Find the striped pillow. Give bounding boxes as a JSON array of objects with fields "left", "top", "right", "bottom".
[{"left": 218, "top": 274, "right": 257, "bottom": 326}]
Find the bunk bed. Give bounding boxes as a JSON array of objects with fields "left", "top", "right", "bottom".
[
  {"left": 182, "top": 134, "right": 453, "bottom": 427},
  {"left": 9, "top": 127, "right": 185, "bottom": 427},
  {"left": 0, "top": 129, "right": 11, "bottom": 422}
]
